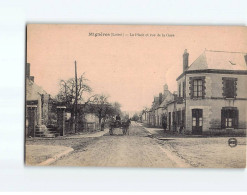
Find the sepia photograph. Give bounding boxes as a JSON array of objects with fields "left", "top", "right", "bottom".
[{"left": 25, "top": 24, "right": 247, "bottom": 168}]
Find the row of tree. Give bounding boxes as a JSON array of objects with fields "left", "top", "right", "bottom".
[{"left": 55, "top": 72, "right": 123, "bottom": 132}]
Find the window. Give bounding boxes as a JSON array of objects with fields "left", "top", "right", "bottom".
[
  {"left": 225, "top": 118, "right": 232, "bottom": 127},
  {"left": 222, "top": 77, "right": 237, "bottom": 98},
  {"left": 192, "top": 117, "right": 196, "bottom": 126},
  {"left": 221, "top": 107, "right": 238, "bottom": 129},
  {"left": 189, "top": 76, "right": 206, "bottom": 99},
  {"left": 193, "top": 79, "right": 202, "bottom": 98}
]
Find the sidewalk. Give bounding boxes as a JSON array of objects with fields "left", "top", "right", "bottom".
[
  {"left": 63, "top": 128, "right": 109, "bottom": 139},
  {"left": 25, "top": 145, "right": 74, "bottom": 166},
  {"left": 26, "top": 128, "right": 109, "bottom": 140},
  {"left": 25, "top": 128, "right": 109, "bottom": 166}
]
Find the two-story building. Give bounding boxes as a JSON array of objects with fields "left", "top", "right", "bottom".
[{"left": 173, "top": 49, "right": 247, "bottom": 135}]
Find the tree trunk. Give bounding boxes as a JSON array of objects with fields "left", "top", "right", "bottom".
[
  {"left": 70, "top": 111, "right": 75, "bottom": 133},
  {"left": 99, "top": 117, "right": 102, "bottom": 129}
]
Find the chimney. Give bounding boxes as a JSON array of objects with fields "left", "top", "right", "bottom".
[
  {"left": 163, "top": 84, "right": 168, "bottom": 92},
  {"left": 26, "top": 63, "right": 30, "bottom": 77},
  {"left": 244, "top": 54, "right": 247, "bottom": 65},
  {"left": 26, "top": 63, "right": 34, "bottom": 82},
  {"left": 183, "top": 49, "right": 189, "bottom": 72}
]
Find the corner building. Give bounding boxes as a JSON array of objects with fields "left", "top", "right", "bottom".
[{"left": 172, "top": 49, "right": 247, "bottom": 135}]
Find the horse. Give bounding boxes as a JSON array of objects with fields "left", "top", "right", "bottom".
[
  {"left": 122, "top": 119, "right": 131, "bottom": 135},
  {"left": 109, "top": 119, "right": 131, "bottom": 135}
]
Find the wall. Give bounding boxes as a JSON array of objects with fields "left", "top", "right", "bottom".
[
  {"left": 26, "top": 78, "right": 50, "bottom": 126},
  {"left": 185, "top": 72, "right": 247, "bottom": 134}
]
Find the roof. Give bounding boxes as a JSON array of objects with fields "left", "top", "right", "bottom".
[
  {"left": 188, "top": 50, "right": 247, "bottom": 71},
  {"left": 26, "top": 77, "right": 48, "bottom": 96},
  {"left": 176, "top": 50, "right": 247, "bottom": 81},
  {"left": 159, "top": 91, "right": 174, "bottom": 108}
]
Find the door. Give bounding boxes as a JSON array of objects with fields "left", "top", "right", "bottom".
[
  {"left": 182, "top": 110, "right": 185, "bottom": 128},
  {"left": 26, "top": 106, "right": 37, "bottom": 137},
  {"left": 192, "top": 109, "right": 203, "bottom": 134}
]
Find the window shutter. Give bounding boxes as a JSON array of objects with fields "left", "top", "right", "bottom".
[
  {"left": 234, "top": 78, "right": 238, "bottom": 98},
  {"left": 233, "top": 109, "right": 239, "bottom": 128},
  {"left": 198, "top": 109, "right": 202, "bottom": 118},
  {"left": 202, "top": 77, "right": 206, "bottom": 99},
  {"left": 221, "top": 109, "right": 226, "bottom": 129},
  {"left": 222, "top": 78, "right": 226, "bottom": 97},
  {"left": 189, "top": 77, "right": 193, "bottom": 99},
  {"left": 222, "top": 77, "right": 237, "bottom": 98}
]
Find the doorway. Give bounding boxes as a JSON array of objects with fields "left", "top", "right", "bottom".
[{"left": 192, "top": 109, "right": 203, "bottom": 134}]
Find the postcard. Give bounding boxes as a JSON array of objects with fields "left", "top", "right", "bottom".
[{"left": 25, "top": 24, "right": 247, "bottom": 168}]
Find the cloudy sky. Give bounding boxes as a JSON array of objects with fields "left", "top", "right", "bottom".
[{"left": 27, "top": 24, "right": 247, "bottom": 112}]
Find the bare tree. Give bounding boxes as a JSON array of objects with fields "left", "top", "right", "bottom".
[
  {"left": 89, "top": 94, "right": 122, "bottom": 127},
  {"left": 56, "top": 73, "right": 92, "bottom": 132}
]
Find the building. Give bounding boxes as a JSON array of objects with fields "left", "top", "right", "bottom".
[
  {"left": 168, "top": 49, "right": 247, "bottom": 135},
  {"left": 156, "top": 85, "right": 174, "bottom": 128},
  {"left": 141, "top": 84, "right": 173, "bottom": 127},
  {"left": 25, "top": 63, "right": 52, "bottom": 137}
]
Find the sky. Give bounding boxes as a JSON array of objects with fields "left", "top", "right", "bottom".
[{"left": 27, "top": 24, "right": 247, "bottom": 113}]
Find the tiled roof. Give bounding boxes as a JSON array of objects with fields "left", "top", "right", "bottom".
[{"left": 188, "top": 50, "right": 247, "bottom": 71}]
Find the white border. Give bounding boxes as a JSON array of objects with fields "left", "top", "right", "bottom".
[{"left": 0, "top": 0, "right": 247, "bottom": 192}]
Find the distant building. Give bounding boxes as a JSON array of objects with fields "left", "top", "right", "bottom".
[{"left": 141, "top": 84, "right": 173, "bottom": 127}]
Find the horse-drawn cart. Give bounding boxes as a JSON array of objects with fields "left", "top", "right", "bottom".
[{"left": 109, "top": 120, "right": 131, "bottom": 135}]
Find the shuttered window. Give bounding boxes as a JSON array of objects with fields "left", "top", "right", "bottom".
[
  {"left": 222, "top": 77, "right": 237, "bottom": 98},
  {"left": 221, "top": 107, "right": 239, "bottom": 129}
]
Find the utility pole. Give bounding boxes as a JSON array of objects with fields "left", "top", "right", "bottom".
[{"left": 75, "top": 60, "right": 78, "bottom": 133}]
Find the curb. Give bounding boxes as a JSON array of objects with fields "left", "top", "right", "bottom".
[
  {"left": 37, "top": 147, "right": 74, "bottom": 166},
  {"left": 28, "top": 129, "right": 109, "bottom": 141}
]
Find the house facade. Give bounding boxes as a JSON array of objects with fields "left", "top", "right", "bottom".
[
  {"left": 170, "top": 49, "right": 247, "bottom": 135},
  {"left": 25, "top": 63, "right": 51, "bottom": 137},
  {"left": 141, "top": 84, "right": 174, "bottom": 127},
  {"left": 144, "top": 49, "right": 247, "bottom": 135}
]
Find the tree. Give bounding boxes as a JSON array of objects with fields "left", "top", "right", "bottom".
[
  {"left": 57, "top": 73, "right": 91, "bottom": 105},
  {"left": 132, "top": 113, "right": 139, "bottom": 121},
  {"left": 88, "top": 94, "right": 122, "bottom": 127},
  {"left": 56, "top": 73, "right": 92, "bottom": 132}
]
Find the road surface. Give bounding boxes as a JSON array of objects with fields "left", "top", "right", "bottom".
[{"left": 52, "top": 122, "right": 189, "bottom": 167}]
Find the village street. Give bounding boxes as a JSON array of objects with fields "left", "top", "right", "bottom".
[
  {"left": 26, "top": 121, "right": 246, "bottom": 168},
  {"left": 50, "top": 122, "right": 189, "bottom": 167}
]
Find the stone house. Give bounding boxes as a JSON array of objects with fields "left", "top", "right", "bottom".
[
  {"left": 142, "top": 84, "right": 173, "bottom": 127},
  {"left": 168, "top": 49, "right": 247, "bottom": 135},
  {"left": 156, "top": 85, "right": 174, "bottom": 128},
  {"left": 25, "top": 63, "right": 52, "bottom": 137},
  {"left": 140, "top": 108, "right": 149, "bottom": 124}
]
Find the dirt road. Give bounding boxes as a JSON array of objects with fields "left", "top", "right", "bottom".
[{"left": 52, "top": 122, "right": 189, "bottom": 167}]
